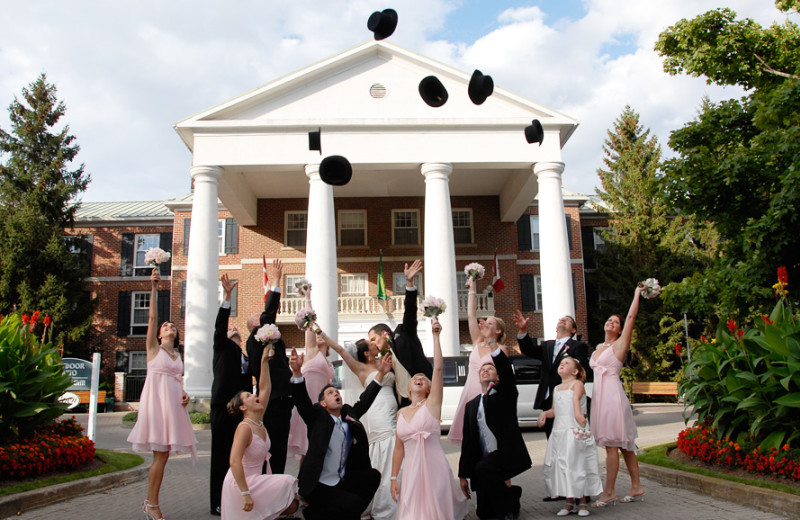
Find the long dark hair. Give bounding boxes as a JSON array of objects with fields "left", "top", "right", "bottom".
[
  {"left": 158, "top": 321, "right": 180, "bottom": 347},
  {"left": 355, "top": 339, "right": 370, "bottom": 363}
]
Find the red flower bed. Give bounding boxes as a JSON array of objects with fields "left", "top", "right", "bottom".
[
  {"left": 0, "top": 417, "right": 95, "bottom": 480},
  {"left": 677, "top": 425, "right": 800, "bottom": 481}
]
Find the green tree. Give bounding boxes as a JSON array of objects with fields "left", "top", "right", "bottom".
[
  {"left": 586, "top": 106, "right": 716, "bottom": 383},
  {"left": 0, "top": 74, "right": 95, "bottom": 355},
  {"left": 654, "top": 3, "right": 800, "bottom": 320}
]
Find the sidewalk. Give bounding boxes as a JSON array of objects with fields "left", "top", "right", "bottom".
[{"left": 4, "top": 405, "right": 792, "bottom": 520}]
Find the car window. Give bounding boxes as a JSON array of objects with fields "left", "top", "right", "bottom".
[{"left": 511, "top": 357, "right": 541, "bottom": 384}]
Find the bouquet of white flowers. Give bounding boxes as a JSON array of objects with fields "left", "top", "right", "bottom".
[
  {"left": 294, "top": 278, "right": 312, "bottom": 297},
  {"left": 463, "top": 262, "right": 485, "bottom": 287},
  {"left": 639, "top": 278, "right": 661, "bottom": 299},
  {"left": 144, "top": 247, "right": 171, "bottom": 266},
  {"left": 255, "top": 324, "right": 281, "bottom": 345},
  {"left": 295, "top": 307, "right": 321, "bottom": 333},
  {"left": 421, "top": 296, "right": 446, "bottom": 321}
]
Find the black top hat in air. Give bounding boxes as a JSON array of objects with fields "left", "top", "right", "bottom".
[
  {"left": 525, "top": 119, "right": 544, "bottom": 145},
  {"left": 419, "top": 75, "right": 449, "bottom": 107},
  {"left": 468, "top": 69, "right": 494, "bottom": 105},
  {"left": 308, "top": 128, "right": 321, "bottom": 154},
  {"left": 368, "top": 8, "right": 398, "bottom": 40},
  {"left": 319, "top": 155, "right": 352, "bottom": 186}
]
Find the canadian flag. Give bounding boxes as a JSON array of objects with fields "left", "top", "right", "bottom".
[
  {"left": 262, "top": 256, "right": 270, "bottom": 301},
  {"left": 491, "top": 250, "right": 505, "bottom": 293}
]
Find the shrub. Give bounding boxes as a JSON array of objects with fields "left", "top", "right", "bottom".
[{"left": 0, "top": 313, "right": 72, "bottom": 442}]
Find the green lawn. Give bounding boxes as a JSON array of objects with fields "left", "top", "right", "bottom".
[
  {"left": 640, "top": 443, "right": 799, "bottom": 496},
  {"left": 0, "top": 449, "right": 144, "bottom": 497}
]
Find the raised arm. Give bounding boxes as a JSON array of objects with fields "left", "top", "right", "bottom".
[
  {"left": 214, "top": 274, "right": 237, "bottom": 348},
  {"left": 302, "top": 287, "right": 320, "bottom": 359},
  {"left": 260, "top": 259, "right": 283, "bottom": 326},
  {"left": 145, "top": 269, "right": 161, "bottom": 357},
  {"left": 513, "top": 309, "right": 542, "bottom": 361},
  {"left": 318, "top": 330, "right": 370, "bottom": 385},
  {"left": 613, "top": 285, "right": 644, "bottom": 362},
  {"left": 466, "top": 277, "right": 481, "bottom": 343},
  {"left": 401, "top": 260, "right": 423, "bottom": 335},
  {"left": 289, "top": 348, "right": 316, "bottom": 426},
  {"left": 257, "top": 347, "right": 272, "bottom": 415},
  {"left": 428, "top": 320, "right": 444, "bottom": 419}
]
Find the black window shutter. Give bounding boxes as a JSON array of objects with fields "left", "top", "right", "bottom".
[
  {"left": 225, "top": 218, "right": 239, "bottom": 254},
  {"left": 117, "top": 291, "right": 131, "bottom": 336},
  {"left": 517, "top": 215, "right": 532, "bottom": 251},
  {"left": 180, "top": 280, "right": 186, "bottom": 318},
  {"left": 82, "top": 234, "right": 94, "bottom": 275},
  {"left": 520, "top": 274, "right": 535, "bottom": 311},
  {"left": 115, "top": 350, "right": 129, "bottom": 372},
  {"left": 120, "top": 234, "right": 134, "bottom": 277},
  {"left": 565, "top": 214, "right": 573, "bottom": 250},
  {"left": 159, "top": 232, "right": 173, "bottom": 276},
  {"left": 183, "top": 218, "right": 191, "bottom": 255},
  {"left": 230, "top": 279, "right": 238, "bottom": 317},
  {"left": 157, "top": 290, "right": 170, "bottom": 327}
]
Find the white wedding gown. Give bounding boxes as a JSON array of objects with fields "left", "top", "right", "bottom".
[{"left": 361, "top": 371, "right": 398, "bottom": 520}]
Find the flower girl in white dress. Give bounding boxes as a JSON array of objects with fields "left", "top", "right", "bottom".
[{"left": 537, "top": 357, "right": 603, "bottom": 517}]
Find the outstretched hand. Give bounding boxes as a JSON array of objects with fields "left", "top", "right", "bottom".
[
  {"left": 404, "top": 259, "right": 422, "bottom": 286},
  {"left": 289, "top": 347, "right": 304, "bottom": 376},
  {"left": 150, "top": 268, "right": 161, "bottom": 287},
  {"left": 512, "top": 309, "right": 530, "bottom": 333},
  {"left": 221, "top": 273, "right": 238, "bottom": 299},
  {"left": 266, "top": 258, "right": 283, "bottom": 286},
  {"left": 378, "top": 352, "right": 393, "bottom": 375},
  {"left": 431, "top": 320, "right": 442, "bottom": 336}
]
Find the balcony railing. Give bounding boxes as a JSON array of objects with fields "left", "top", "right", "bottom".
[{"left": 277, "top": 293, "right": 494, "bottom": 323}]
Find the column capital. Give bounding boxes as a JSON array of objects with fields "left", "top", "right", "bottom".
[
  {"left": 533, "top": 161, "right": 565, "bottom": 178},
  {"left": 305, "top": 163, "right": 322, "bottom": 182},
  {"left": 420, "top": 162, "right": 453, "bottom": 179},
  {"left": 190, "top": 165, "right": 223, "bottom": 179}
]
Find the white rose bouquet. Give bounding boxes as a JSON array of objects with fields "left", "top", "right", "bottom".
[
  {"left": 463, "top": 262, "right": 485, "bottom": 288},
  {"left": 295, "top": 307, "right": 321, "bottom": 333},
  {"left": 639, "top": 278, "right": 661, "bottom": 299},
  {"left": 294, "top": 278, "right": 312, "bottom": 297},
  {"left": 144, "top": 247, "right": 171, "bottom": 266},
  {"left": 255, "top": 324, "right": 281, "bottom": 345},
  {"left": 421, "top": 296, "right": 446, "bottom": 322}
]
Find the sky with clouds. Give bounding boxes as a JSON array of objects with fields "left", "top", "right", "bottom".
[{"left": 0, "top": 0, "right": 796, "bottom": 202}]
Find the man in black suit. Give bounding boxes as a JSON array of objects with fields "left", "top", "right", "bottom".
[
  {"left": 289, "top": 347, "right": 392, "bottom": 520},
  {"left": 513, "top": 311, "right": 591, "bottom": 438},
  {"left": 246, "top": 259, "right": 293, "bottom": 474},
  {"left": 459, "top": 347, "right": 532, "bottom": 520},
  {"left": 209, "top": 274, "right": 252, "bottom": 515},
  {"left": 366, "top": 259, "right": 432, "bottom": 404}
]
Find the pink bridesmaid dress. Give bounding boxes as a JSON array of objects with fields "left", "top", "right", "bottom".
[
  {"left": 286, "top": 353, "right": 334, "bottom": 459},
  {"left": 126, "top": 348, "right": 196, "bottom": 457},
  {"left": 447, "top": 346, "right": 493, "bottom": 444},
  {"left": 221, "top": 424, "right": 298, "bottom": 520},
  {"left": 396, "top": 405, "right": 467, "bottom": 520},
  {"left": 589, "top": 347, "right": 638, "bottom": 451}
]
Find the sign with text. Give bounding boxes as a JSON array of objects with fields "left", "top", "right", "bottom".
[{"left": 62, "top": 358, "right": 94, "bottom": 391}]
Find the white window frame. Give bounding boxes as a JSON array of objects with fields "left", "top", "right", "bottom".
[
  {"left": 391, "top": 209, "right": 420, "bottom": 245},
  {"left": 531, "top": 216, "right": 540, "bottom": 251},
  {"left": 285, "top": 274, "right": 307, "bottom": 298},
  {"left": 455, "top": 272, "right": 468, "bottom": 298},
  {"left": 129, "top": 351, "right": 148, "bottom": 372},
  {"left": 134, "top": 234, "right": 160, "bottom": 273},
  {"left": 217, "top": 219, "right": 226, "bottom": 255},
  {"left": 392, "top": 272, "right": 423, "bottom": 295},
  {"left": 130, "top": 291, "right": 150, "bottom": 336},
  {"left": 534, "top": 275, "right": 543, "bottom": 311},
  {"left": 340, "top": 273, "right": 369, "bottom": 297},
  {"left": 285, "top": 211, "right": 308, "bottom": 248},
  {"left": 452, "top": 208, "right": 474, "bottom": 245},
  {"left": 593, "top": 227, "right": 607, "bottom": 253},
  {"left": 338, "top": 210, "right": 367, "bottom": 247}
]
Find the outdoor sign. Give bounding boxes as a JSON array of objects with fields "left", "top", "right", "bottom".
[
  {"left": 59, "top": 392, "right": 80, "bottom": 410},
  {"left": 62, "top": 357, "right": 93, "bottom": 391}
]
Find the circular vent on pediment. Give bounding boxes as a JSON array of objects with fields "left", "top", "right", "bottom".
[{"left": 369, "top": 83, "right": 388, "bottom": 99}]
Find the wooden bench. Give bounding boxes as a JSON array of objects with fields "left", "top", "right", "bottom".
[
  {"left": 73, "top": 390, "right": 106, "bottom": 405},
  {"left": 631, "top": 382, "right": 678, "bottom": 402}
]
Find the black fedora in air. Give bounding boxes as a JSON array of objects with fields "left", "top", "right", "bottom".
[
  {"left": 368, "top": 8, "right": 398, "bottom": 40},
  {"left": 468, "top": 69, "right": 494, "bottom": 105},
  {"left": 419, "top": 75, "right": 448, "bottom": 107},
  {"left": 319, "top": 155, "right": 352, "bottom": 186},
  {"left": 308, "top": 128, "right": 321, "bottom": 154},
  {"left": 525, "top": 119, "right": 544, "bottom": 145}
]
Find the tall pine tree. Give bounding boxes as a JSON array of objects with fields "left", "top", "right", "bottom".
[
  {"left": 0, "top": 74, "right": 95, "bottom": 355},
  {"left": 586, "top": 106, "right": 716, "bottom": 383}
]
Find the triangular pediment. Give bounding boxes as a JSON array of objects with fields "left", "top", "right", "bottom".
[{"left": 175, "top": 40, "right": 576, "bottom": 148}]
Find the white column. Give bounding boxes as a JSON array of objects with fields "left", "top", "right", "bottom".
[
  {"left": 183, "top": 165, "right": 221, "bottom": 398},
  {"left": 305, "top": 164, "right": 339, "bottom": 342},
  {"left": 535, "top": 161, "right": 574, "bottom": 340},
  {"left": 421, "top": 162, "right": 459, "bottom": 357}
]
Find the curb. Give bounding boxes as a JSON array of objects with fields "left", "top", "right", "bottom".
[
  {"left": 0, "top": 464, "right": 149, "bottom": 518},
  {"left": 625, "top": 462, "right": 800, "bottom": 519}
]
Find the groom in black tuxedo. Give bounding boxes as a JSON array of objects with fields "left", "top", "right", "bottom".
[
  {"left": 209, "top": 274, "right": 252, "bottom": 515},
  {"left": 459, "top": 347, "right": 532, "bottom": 520},
  {"left": 513, "top": 312, "right": 591, "bottom": 438},
  {"left": 246, "top": 259, "right": 293, "bottom": 474},
  {"left": 289, "top": 347, "right": 392, "bottom": 520}
]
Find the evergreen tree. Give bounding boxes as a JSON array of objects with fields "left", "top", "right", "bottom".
[
  {"left": 586, "top": 106, "right": 716, "bottom": 383},
  {"left": 0, "top": 74, "right": 95, "bottom": 355}
]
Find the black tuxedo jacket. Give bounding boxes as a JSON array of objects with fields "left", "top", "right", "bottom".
[
  {"left": 210, "top": 305, "right": 252, "bottom": 410},
  {"left": 291, "top": 378, "right": 381, "bottom": 498},
  {"left": 246, "top": 290, "right": 292, "bottom": 400},
  {"left": 518, "top": 335, "right": 591, "bottom": 410},
  {"left": 391, "top": 288, "right": 432, "bottom": 379},
  {"left": 458, "top": 350, "right": 532, "bottom": 481}
]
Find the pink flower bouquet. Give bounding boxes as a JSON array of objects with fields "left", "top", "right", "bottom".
[
  {"left": 421, "top": 296, "right": 446, "bottom": 321},
  {"left": 295, "top": 307, "right": 320, "bottom": 333},
  {"left": 464, "top": 262, "right": 485, "bottom": 287},
  {"left": 144, "top": 247, "right": 171, "bottom": 266},
  {"left": 639, "top": 278, "right": 661, "bottom": 299},
  {"left": 255, "top": 324, "right": 281, "bottom": 345}
]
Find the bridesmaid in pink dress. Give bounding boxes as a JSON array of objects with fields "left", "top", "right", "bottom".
[
  {"left": 589, "top": 285, "right": 646, "bottom": 507},
  {"left": 127, "top": 269, "right": 196, "bottom": 520},
  {"left": 391, "top": 319, "right": 467, "bottom": 520},
  {"left": 447, "top": 277, "right": 508, "bottom": 444},
  {"left": 222, "top": 339, "right": 299, "bottom": 519}
]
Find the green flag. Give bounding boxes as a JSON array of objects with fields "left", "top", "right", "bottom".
[{"left": 377, "top": 252, "right": 387, "bottom": 300}]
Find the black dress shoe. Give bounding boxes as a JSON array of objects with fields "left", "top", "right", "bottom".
[
  {"left": 543, "top": 496, "right": 566, "bottom": 501},
  {"left": 210, "top": 506, "right": 221, "bottom": 516}
]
